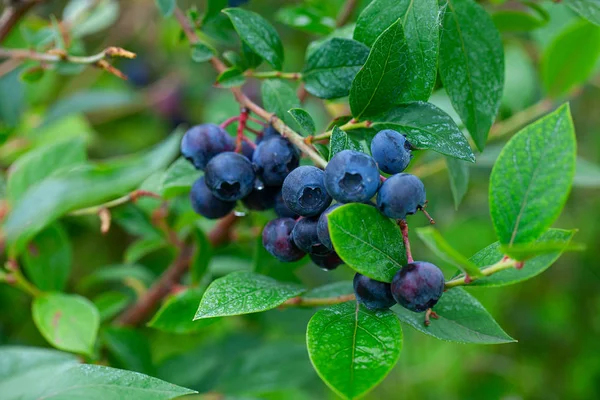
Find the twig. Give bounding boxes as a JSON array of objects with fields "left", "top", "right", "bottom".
[
  {"left": 69, "top": 190, "right": 160, "bottom": 216},
  {"left": 398, "top": 220, "right": 414, "bottom": 263},
  {"left": 336, "top": 0, "right": 359, "bottom": 27},
  {"left": 444, "top": 258, "right": 522, "bottom": 289},
  {"left": 0, "top": 0, "right": 45, "bottom": 43},
  {"left": 116, "top": 213, "right": 238, "bottom": 326},
  {"left": 245, "top": 70, "right": 302, "bottom": 80},
  {"left": 281, "top": 293, "right": 356, "bottom": 308}
]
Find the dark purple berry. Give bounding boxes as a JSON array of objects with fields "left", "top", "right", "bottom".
[
  {"left": 317, "top": 203, "right": 343, "bottom": 250},
  {"left": 190, "top": 177, "right": 235, "bottom": 219},
  {"left": 310, "top": 251, "right": 344, "bottom": 270},
  {"left": 274, "top": 190, "right": 299, "bottom": 219},
  {"left": 181, "top": 124, "right": 234, "bottom": 170},
  {"left": 205, "top": 152, "right": 255, "bottom": 201},
  {"left": 262, "top": 218, "right": 305, "bottom": 262},
  {"left": 391, "top": 261, "right": 445, "bottom": 313},
  {"left": 353, "top": 273, "right": 396, "bottom": 310},
  {"left": 282, "top": 166, "right": 332, "bottom": 217},
  {"left": 291, "top": 217, "right": 330, "bottom": 255},
  {"left": 242, "top": 186, "right": 278, "bottom": 211},
  {"left": 377, "top": 173, "right": 426, "bottom": 219}
]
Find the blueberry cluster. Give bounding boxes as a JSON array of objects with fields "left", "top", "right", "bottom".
[{"left": 182, "top": 123, "right": 444, "bottom": 311}]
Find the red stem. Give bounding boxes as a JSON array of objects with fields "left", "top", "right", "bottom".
[
  {"left": 242, "top": 136, "right": 257, "bottom": 149},
  {"left": 235, "top": 108, "right": 249, "bottom": 153},
  {"left": 220, "top": 115, "right": 239, "bottom": 129},
  {"left": 399, "top": 220, "right": 414, "bottom": 263},
  {"left": 247, "top": 115, "right": 266, "bottom": 126}
]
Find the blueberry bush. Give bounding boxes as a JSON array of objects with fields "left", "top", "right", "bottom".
[{"left": 1, "top": 0, "right": 599, "bottom": 399}]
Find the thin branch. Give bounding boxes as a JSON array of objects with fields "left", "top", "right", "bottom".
[
  {"left": 69, "top": 190, "right": 160, "bottom": 216},
  {"left": 245, "top": 70, "right": 302, "bottom": 80},
  {"left": 444, "top": 258, "right": 520, "bottom": 289},
  {"left": 281, "top": 293, "right": 356, "bottom": 308},
  {"left": 0, "top": 0, "right": 45, "bottom": 43},
  {"left": 398, "top": 220, "right": 414, "bottom": 263},
  {"left": 336, "top": 0, "right": 359, "bottom": 27}
]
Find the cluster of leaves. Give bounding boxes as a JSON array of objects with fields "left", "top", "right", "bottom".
[{"left": 1, "top": 0, "right": 599, "bottom": 399}]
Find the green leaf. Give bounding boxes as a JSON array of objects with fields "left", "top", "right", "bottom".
[
  {"left": 304, "top": 281, "right": 353, "bottom": 299},
  {"left": 22, "top": 223, "right": 72, "bottom": 291},
  {"left": 490, "top": 104, "right": 576, "bottom": 246},
  {"left": 194, "top": 271, "right": 304, "bottom": 319},
  {"left": 4, "top": 132, "right": 181, "bottom": 255},
  {"left": 565, "top": 0, "right": 600, "bottom": 25},
  {"left": 155, "top": 0, "right": 174, "bottom": 17},
  {"left": 32, "top": 293, "right": 100, "bottom": 356},
  {"left": 329, "top": 126, "right": 362, "bottom": 160},
  {"left": 124, "top": 237, "right": 167, "bottom": 264},
  {"left": 69, "top": 0, "right": 120, "bottom": 39},
  {"left": 20, "top": 66, "right": 45, "bottom": 83},
  {"left": 0, "top": 347, "right": 195, "bottom": 400},
  {"left": 160, "top": 157, "right": 202, "bottom": 199},
  {"left": 191, "top": 42, "right": 215, "bottom": 63},
  {"left": 149, "top": 288, "right": 215, "bottom": 334},
  {"left": 307, "top": 302, "right": 402, "bottom": 400},
  {"left": 445, "top": 157, "right": 470, "bottom": 209},
  {"left": 500, "top": 241, "right": 584, "bottom": 260},
  {"left": 0, "top": 67, "right": 25, "bottom": 128},
  {"left": 329, "top": 203, "right": 406, "bottom": 282},
  {"left": 393, "top": 288, "right": 515, "bottom": 344},
  {"left": 303, "top": 38, "right": 369, "bottom": 100},
  {"left": 541, "top": 19, "right": 600, "bottom": 98},
  {"left": 261, "top": 79, "right": 301, "bottom": 131},
  {"left": 216, "top": 67, "right": 246, "bottom": 88},
  {"left": 369, "top": 102, "right": 475, "bottom": 162},
  {"left": 203, "top": 0, "right": 228, "bottom": 23},
  {"left": 275, "top": 6, "right": 335, "bottom": 35},
  {"left": 415, "top": 226, "right": 483, "bottom": 278},
  {"left": 7, "top": 137, "right": 86, "bottom": 204},
  {"left": 102, "top": 326, "right": 155, "bottom": 375},
  {"left": 288, "top": 108, "right": 316, "bottom": 136},
  {"left": 241, "top": 41, "right": 262, "bottom": 70},
  {"left": 468, "top": 229, "right": 576, "bottom": 287},
  {"left": 349, "top": 19, "right": 408, "bottom": 119},
  {"left": 223, "top": 8, "right": 284, "bottom": 70},
  {"left": 191, "top": 227, "right": 213, "bottom": 284},
  {"left": 439, "top": 0, "right": 504, "bottom": 151},
  {"left": 79, "top": 264, "right": 155, "bottom": 291},
  {"left": 354, "top": 0, "right": 439, "bottom": 102}
]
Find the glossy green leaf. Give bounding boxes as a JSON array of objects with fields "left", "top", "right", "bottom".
[
  {"left": 303, "top": 38, "right": 369, "bottom": 99},
  {"left": 329, "top": 203, "right": 406, "bottom": 282},
  {"left": 216, "top": 67, "right": 245, "bottom": 88},
  {"left": 191, "top": 227, "right": 213, "bottom": 284},
  {"left": 349, "top": 19, "right": 408, "bottom": 119},
  {"left": 223, "top": 8, "right": 284, "bottom": 70},
  {"left": 124, "top": 237, "right": 167, "bottom": 264},
  {"left": 439, "top": 0, "right": 504, "bottom": 151},
  {"left": 369, "top": 102, "right": 475, "bottom": 162},
  {"left": 149, "top": 288, "right": 215, "bottom": 334},
  {"left": 354, "top": 0, "right": 439, "bottom": 102},
  {"left": 22, "top": 223, "right": 72, "bottom": 291},
  {"left": 7, "top": 137, "right": 86, "bottom": 204},
  {"left": 160, "top": 157, "right": 202, "bottom": 199},
  {"left": 288, "top": 108, "right": 316, "bottom": 136},
  {"left": 500, "top": 241, "right": 584, "bottom": 260},
  {"left": 468, "top": 229, "right": 576, "bottom": 287},
  {"left": 275, "top": 6, "right": 335, "bottom": 35},
  {"left": 329, "top": 126, "right": 362, "bottom": 160},
  {"left": 4, "top": 132, "right": 180, "bottom": 255},
  {"left": 261, "top": 79, "right": 301, "bottom": 132},
  {"left": 566, "top": 0, "right": 600, "bottom": 25},
  {"left": 32, "top": 293, "right": 100, "bottom": 356},
  {"left": 194, "top": 271, "right": 304, "bottom": 319},
  {"left": 102, "top": 327, "right": 154, "bottom": 375},
  {"left": 241, "top": 41, "right": 263, "bottom": 70},
  {"left": 446, "top": 157, "right": 469, "bottom": 209},
  {"left": 191, "top": 42, "right": 215, "bottom": 63},
  {"left": 155, "top": 0, "right": 174, "bottom": 17},
  {"left": 415, "top": 226, "right": 483, "bottom": 278},
  {"left": 490, "top": 104, "right": 576, "bottom": 245},
  {"left": 307, "top": 302, "right": 402, "bottom": 400},
  {"left": 0, "top": 347, "right": 195, "bottom": 400},
  {"left": 541, "top": 19, "right": 600, "bottom": 98},
  {"left": 393, "top": 288, "right": 515, "bottom": 344}
]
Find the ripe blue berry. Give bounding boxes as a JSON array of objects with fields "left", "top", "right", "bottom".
[
  {"left": 317, "top": 203, "right": 343, "bottom": 250},
  {"left": 190, "top": 177, "right": 235, "bottom": 219},
  {"left": 181, "top": 124, "right": 234, "bottom": 170},
  {"left": 282, "top": 166, "right": 332, "bottom": 217},
  {"left": 262, "top": 218, "right": 305, "bottom": 262},
  {"left": 291, "top": 217, "right": 330, "bottom": 255},
  {"left": 324, "top": 150, "right": 380, "bottom": 203},
  {"left": 377, "top": 173, "right": 426, "bottom": 219},
  {"left": 205, "top": 152, "right": 255, "bottom": 201},
  {"left": 310, "top": 251, "right": 344, "bottom": 270},
  {"left": 242, "top": 186, "right": 277, "bottom": 211},
  {"left": 391, "top": 261, "right": 445, "bottom": 312},
  {"left": 256, "top": 124, "right": 278, "bottom": 144},
  {"left": 353, "top": 273, "right": 396, "bottom": 310},
  {"left": 241, "top": 140, "right": 255, "bottom": 160},
  {"left": 274, "top": 190, "right": 299, "bottom": 219},
  {"left": 370, "top": 129, "right": 412, "bottom": 174},
  {"left": 253, "top": 136, "right": 299, "bottom": 186}
]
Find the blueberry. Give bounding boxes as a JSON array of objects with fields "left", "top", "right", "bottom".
[
  {"left": 324, "top": 150, "right": 380, "bottom": 203},
  {"left": 205, "top": 152, "right": 255, "bottom": 201},
  {"left": 310, "top": 251, "right": 344, "bottom": 270},
  {"left": 353, "top": 273, "right": 396, "bottom": 310},
  {"left": 282, "top": 166, "right": 332, "bottom": 217},
  {"left": 291, "top": 217, "right": 330, "bottom": 255},
  {"left": 262, "top": 218, "right": 305, "bottom": 262},
  {"left": 241, "top": 140, "right": 255, "bottom": 160},
  {"left": 317, "top": 203, "right": 343, "bottom": 250},
  {"left": 377, "top": 173, "right": 426, "bottom": 219},
  {"left": 253, "top": 136, "right": 299, "bottom": 186},
  {"left": 274, "top": 190, "right": 299, "bottom": 219},
  {"left": 370, "top": 129, "right": 413, "bottom": 174},
  {"left": 391, "top": 261, "right": 445, "bottom": 312},
  {"left": 242, "top": 185, "right": 278, "bottom": 211},
  {"left": 181, "top": 124, "right": 235, "bottom": 170},
  {"left": 190, "top": 177, "right": 236, "bottom": 219},
  {"left": 256, "top": 124, "right": 278, "bottom": 144}
]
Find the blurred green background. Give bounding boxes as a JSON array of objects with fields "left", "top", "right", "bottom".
[{"left": 1, "top": 1, "right": 599, "bottom": 399}]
